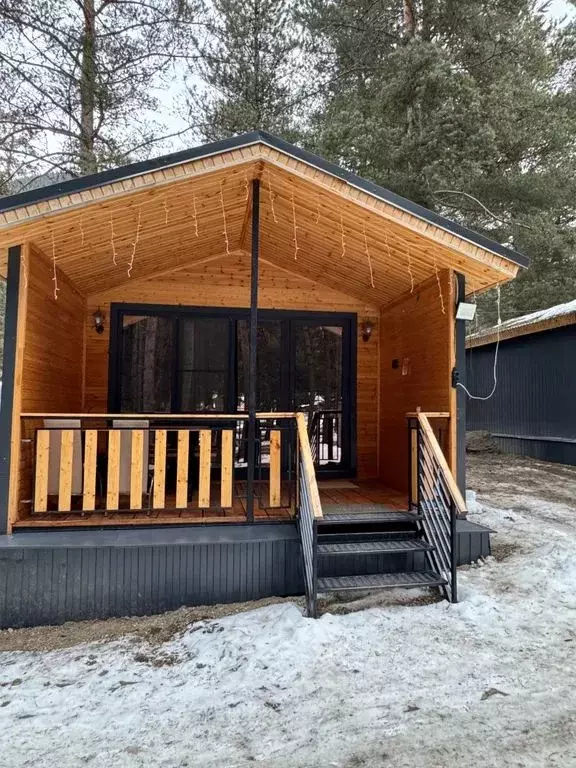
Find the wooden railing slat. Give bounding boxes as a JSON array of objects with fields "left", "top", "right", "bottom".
[
  {"left": 198, "top": 430, "right": 211, "bottom": 508},
  {"left": 106, "top": 430, "right": 121, "bottom": 510},
  {"left": 34, "top": 429, "right": 50, "bottom": 513},
  {"left": 220, "top": 430, "right": 233, "bottom": 509},
  {"left": 130, "top": 429, "right": 144, "bottom": 510},
  {"left": 176, "top": 430, "right": 189, "bottom": 509},
  {"left": 153, "top": 429, "right": 167, "bottom": 509},
  {"left": 82, "top": 430, "right": 98, "bottom": 511},
  {"left": 269, "top": 429, "right": 281, "bottom": 507},
  {"left": 58, "top": 430, "right": 74, "bottom": 512}
]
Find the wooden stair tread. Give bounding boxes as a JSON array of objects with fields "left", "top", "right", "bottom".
[{"left": 317, "top": 570, "right": 447, "bottom": 592}]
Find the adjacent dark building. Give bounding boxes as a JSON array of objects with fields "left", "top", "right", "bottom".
[{"left": 466, "top": 300, "right": 576, "bottom": 466}]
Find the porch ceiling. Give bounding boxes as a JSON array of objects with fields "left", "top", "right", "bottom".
[{"left": 0, "top": 140, "right": 522, "bottom": 304}]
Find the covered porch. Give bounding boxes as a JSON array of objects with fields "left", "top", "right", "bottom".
[{"left": 0, "top": 133, "right": 523, "bottom": 535}]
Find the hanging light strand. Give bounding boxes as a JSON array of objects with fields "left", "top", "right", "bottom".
[
  {"left": 266, "top": 171, "right": 278, "bottom": 224},
  {"left": 127, "top": 207, "right": 142, "bottom": 278},
  {"left": 384, "top": 228, "right": 393, "bottom": 264},
  {"left": 162, "top": 197, "right": 169, "bottom": 225},
  {"left": 51, "top": 228, "right": 59, "bottom": 300},
  {"left": 191, "top": 193, "right": 199, "bottom": 238},
  {"left": 243, "top": 173, "right": 250, "bottom": 202},
  {"left": 363, "top": 224, "right": 375, "bottom": 289},
  {"left": 110, "top": 213, "right": 118, "bottom": 266},
  {"left": 406, "top": 243, "right": 415, "bottom": 293},
  {"left": 291, "top": 193, "right": 300, "bottom": 260},
  {"left": 80, "top": 216, "right": 85, "bottom": 247},
  {"left": 434, "top": 257, "right": 446, "bottom": 314},
  {"left": 219, "top": 182, "right": 230, "bottom": 255},
  {"left": 20, "top": 248, "right": 28, "bottom": 288}
]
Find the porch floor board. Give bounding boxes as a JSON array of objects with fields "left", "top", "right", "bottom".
[{"left": 13, "top": 480, "right": 408, "bottom": 528}]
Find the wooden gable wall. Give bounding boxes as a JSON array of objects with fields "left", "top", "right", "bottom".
[{"left": 22, "top": 246, "right": 85, "bottom": 413}]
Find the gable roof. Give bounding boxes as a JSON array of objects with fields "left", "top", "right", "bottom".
[
  {"left": 0, "top": 130, "right": 529, "bottom": 270},
  {"left": 467, "top": 298, "right": 576, "bottom": 348}
]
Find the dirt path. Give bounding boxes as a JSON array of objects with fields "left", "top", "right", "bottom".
[{"left": 467, "top": 451, "right": 576, "bottom": 509}]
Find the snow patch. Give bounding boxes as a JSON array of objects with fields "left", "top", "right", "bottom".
[{"left": 2, "top": 494, "right": 576, "bottom": 766}]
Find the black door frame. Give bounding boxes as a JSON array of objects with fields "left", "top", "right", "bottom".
[{"left": 108, "top": 303, "right": 357, "bottom": 476}]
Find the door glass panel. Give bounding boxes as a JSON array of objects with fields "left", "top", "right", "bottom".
[
  {"left": 237, "top": 320, "right": 282, "bottom": 412},
  {"left": 120, "top": 315, "right": 174, "bottom": 412},
  {"left": 237, "top": 320, "right": 283, "bottom": 468},
  {"left": 179, "top": 372, "right": 227, "bottom": 412},
  {"left": 293, "top": 324, "right": 343, "bottom": 467},
  {"left": 178, "top": 317, "right": 229, "bottom": 412}
]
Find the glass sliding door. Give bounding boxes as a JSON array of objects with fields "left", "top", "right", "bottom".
[
  {"left": 237, "top": 320, "right": 284, "bottom": 413},
  {"left": 292, "top": 321, "right": 348, "bottom": 472},
  {"left": 119, "top": 314, "right": 175, "bottom": 413},
  {"left": 178, "top": 317, "right": 230, "bottom": 412},
  {"left": 111, "top": 306, "right": 355, "bottom": 476}
]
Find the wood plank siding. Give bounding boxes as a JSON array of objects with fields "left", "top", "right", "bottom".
[
  {"left": 16, "top": 246, "right": 85, "bottom": 526},
  {"left": 378, "top": 269, "right": 455, "bottom": 491}
]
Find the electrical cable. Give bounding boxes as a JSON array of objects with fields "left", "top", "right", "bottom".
[{"left": 457, "top": 283, "right": 501, "bottom": 401}]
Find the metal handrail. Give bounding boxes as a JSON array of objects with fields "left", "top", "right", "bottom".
[
  {"left": 296, "top": 413, "right": 323, "bottom": 617},
  {"left": 415, "top": 412, "right": 461, "bottom": 602}
]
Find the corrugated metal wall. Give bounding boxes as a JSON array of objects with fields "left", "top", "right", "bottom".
[
  {"left": 0, "top": 525, "right": 303, "bottom": 629},
  {"left": 466, "top": 325, "right": 576, "bottom": 464},
  {"left": 0, "top": 522, "right": 491, "bottom": 628}
]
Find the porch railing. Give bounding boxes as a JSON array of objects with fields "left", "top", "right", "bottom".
[
  {"left": 407, "top": 412, "right": 466, "bottom": 603},
  {"left": 19, "top": 412, "right": 298, "bottom": 520},
  {"left": 307, "top": 409, "right": 342, "bottom": 469},
  {"left": 296, "top": 413, "right": 323, "bottom": 617}
]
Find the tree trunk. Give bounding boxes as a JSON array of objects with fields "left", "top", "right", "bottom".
[
  {"left": 252, "top": 0, "right": 261, "bottom": 129},
  {"left": 403, "top": 0, "right": 416, "bottom": 40},
  {"left": 79, "top": 0, "right": 97, "bottom": 174}
]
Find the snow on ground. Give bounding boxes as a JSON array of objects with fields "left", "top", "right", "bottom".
[{"left": 1, "top": 461, "right": 576, "bottom": 767}]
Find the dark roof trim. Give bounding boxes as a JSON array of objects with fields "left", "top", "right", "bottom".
[{"left": 0, "top": 130, "right": 529, "bottom": 269}]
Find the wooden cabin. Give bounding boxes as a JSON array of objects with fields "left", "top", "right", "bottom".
[{"left": 0, "top": 132, "right": 528, "bottom": 625}]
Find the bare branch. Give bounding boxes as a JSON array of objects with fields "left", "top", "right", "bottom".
[{"left": 433, "top": 189, "right": 534, "bottom": 231}]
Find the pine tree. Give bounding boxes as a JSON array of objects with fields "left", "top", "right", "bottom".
[
  {"left": 0, "top": 0, "right": 201, "bottom": 185},
  {"left": 302, "top": 0, "right": 576, "bottom": 324},
  {"left": 190, "top": 0, "right": 306, "bottom": 141}
]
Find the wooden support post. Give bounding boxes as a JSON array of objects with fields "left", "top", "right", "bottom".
[
  {"left": 246, "top": 178, "right": 259, "bottom": 523},
  {"left": 410, "top": 425, "right": 418, "bottom": 507}
]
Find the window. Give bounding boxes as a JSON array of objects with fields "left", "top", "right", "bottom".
[{"left": 119, "top": 315, "right": 174, "bottom": 412}]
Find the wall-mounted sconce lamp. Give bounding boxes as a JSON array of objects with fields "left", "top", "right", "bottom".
[
  {"left": 92, "top": 307, "right": 105, "bottom": 334},
  {"left": 361, "top": 320, "right": 374, "bottom": 342}
]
